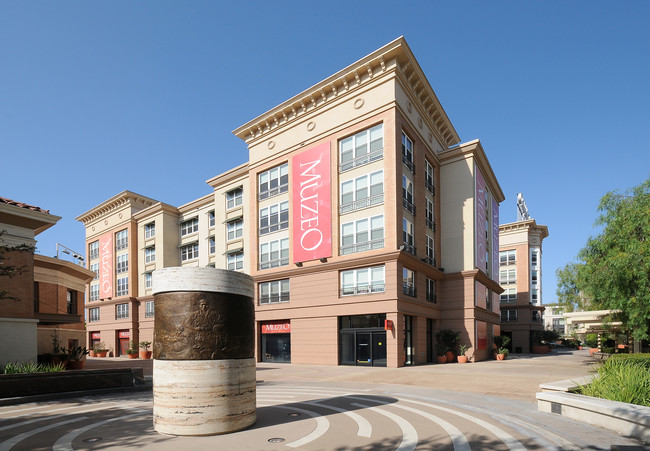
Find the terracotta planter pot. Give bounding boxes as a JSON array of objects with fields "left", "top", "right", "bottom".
[
  {"left": 577, "top": 346, "right": 583, "bottom": 350},
  {"left": 457, "top": 355, "right": 468, "bottom": 363},
  {"left": 496, "top": 353, "right": 506, "bottom": 361},
  {"left": 437, "top": 355, "right": 447, "bottom": 364},
  {"left": 445, "top": 351, "right": 455, "bottom": 363},
  {"left": 67, "top": 360, "right": 85, "bottom": 370},
  {"left": 127, "top": 353, "right": 138, "bottom": 359},
  {"left": 139, "top": 351, "right": 152, "bottom": 359},
  {"left": 96, "top": 350, "right": 108, "bottom": 358},
  {"left": 89, "top": 350, "right": 96, "bottom": 357}
]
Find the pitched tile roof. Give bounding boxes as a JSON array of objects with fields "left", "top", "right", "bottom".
[{"left": 0, "top": 197, "right": 50, "bottom": 214}]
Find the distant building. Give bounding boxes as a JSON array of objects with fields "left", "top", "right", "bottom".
[
  {"left": 543, "top": 304, "right": 567, "bottom": 335},
  {"left": 498, "top": 194, "right": 549, "bottom": 353},
  {"left": 77, "top": 37, "right": 506, "bottom": 366},
  {"left": 0, "top": 197, "right": 94, "bottom": 366}
]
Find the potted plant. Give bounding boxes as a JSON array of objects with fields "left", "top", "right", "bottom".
[
  {"left": 457, "top": 344, "right": 469, "bottom": 363},
  {"left": 139, "top": 341, "right": 152, "bottom": 359},
  {"left": 126, "top": 341, "right": 139, "bottom": 359},
  {"left": 436, "top": 329, "right": 460, "bottom": 363},
  {"left": 59, "top": 346, "right": 89, "bottom": 369},
  {"left": 94, "top": 342, "right": 108, "bottom": 357},
  {"left": 494, "top": 335, "right": 511, "bottom": 360},
  {"left": 436, "top": 347, "right": 447, "bottom": 364}
]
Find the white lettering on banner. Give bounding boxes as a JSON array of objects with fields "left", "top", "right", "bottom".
[
  {"left": 299, "top": 158, "right": 323, "bottom": 251},
  {"left": 262, "top": 323, "right": 291, "bottom": 333}
]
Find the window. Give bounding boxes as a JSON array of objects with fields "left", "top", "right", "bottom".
[
  {"left": 258, "top": 163, "right": 288, "bottom": 200},
  {"left": 66, "top": 290, "right": 77, "bottom": 314},
  {"left": 425, "top": 235, "right": 435, "bottom": 266},
  {"left": 500, "top": 288, "right": 517, "bottom": 303},
  {"left": 425, "top": 160, "right": 435, "bottom": 195},
  {"left": 532, "top": 270, "right": 539, "bottom": 285},
  {"left": 340, "top": 215, "right": 384, "bottom": 255},
  {"left": 208, "top": 211, "right": 215, "bottom": 228},
  {"left": 116, "top": 303, "right": 129, "bottom": 319},
  {"left": 339, "top": 124, "right": 383, "bottom": 172},
  {"left": 340, "top": 171, "right": 383, "bottom": 214},
  {"left": 259, "top": 279, "right": 290, "bottom": 304},
  {"left": 402, "top": 175, "right": 415, "bottom": 214},
  {"left": 532, "top": 311, "right": 540, "bottom": 322},
  {"left": 89, "top": 241, "right": 99, "bottom": 260},
  {"left": 259, "top": 239, "right": 289, "bottom": 269},
  {"left": 259, "top": 202, "right": 288, "bottom": 235},
  {"left": 209, "top": 236, "right": 215, "bottom": 254},
  {"left": 90, "top": 284, "right": 99, "bottom": 301},
  {"left": 116, "top": 254, "right": 128, "bottom": 274},
  {"left": 341, "top": 266, "right": 385, "bottom": 296},
  {"left": 500, "top": 250, "right": 516, "bottom": 266},
  {"left": 181, "top": 218, "right": 199, "bottom": 236},
  {"left": 532, "top": 289, "right": 539, "bottom": 304},
  {"left": 228, "top": 219, "right": 244, "bottom": 240},
  {"left": 145, "top": 222, "right": 155, "bottom": 239},
  {"left": 403, "top": 267, "right": 416, "bottom": 297},
  {"left": 181, "top": 243, "right": 199, "bottom": 261},
  {"left": 227, "top": 251, "right": 244, "bottom": 271},
  {"left": 426, "top": 278, "right": 436, "bottom": 303},
  {"left": 501, "top": 309, "right": 518, "bottom": 322},
  {"left": 145, "top": 246, "right": 155, "bottom": 263},
  {"left": 401, "top": 132, "right": 414, "bottom": 173},
  {"left": 402, "top": 218, "right": 415, "bottom": 254},
  {"left": 500, "top": 269, "right": 516, "bottom": 284},
  {"left": 145, "top": 272, "right": 152, "bottom": 289},
  {"left": 145, "top": 300, "right": 155, "bottom": 318},
  {"left": 89, "top": 307, "right": 100, "bottom": 322},
  {"left": 531, "top": 250, "right": 538, "bottom": 266},
  {"left": 115, "top": 230, "right": 128, "bottom": 250},
  {"left": 226, "top": 187, "right": 243, "bottom": 209},
  {"left": 425, "top": 198, "right": 435, "bottom": 231},
  {"left": 91, "top": 263, "right": 99, "bottom": 280},
  {"left": 116, "top": 277, "right": 128, "bottom": 296}
]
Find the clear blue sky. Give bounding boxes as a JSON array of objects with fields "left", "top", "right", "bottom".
[{"left": 2, "top": 2, "right": 649, "bottom": 303}]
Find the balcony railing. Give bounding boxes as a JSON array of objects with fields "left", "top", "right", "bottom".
[
  {"left": 422, "top": 256, "right": 436, "bottom": 267},
  {"left": 259, "top": 221, "right": 289, "bottom": 236},
  {"left": 426, "top": 218, "right": 435, "bottom": 231},
  {"left": 259, "top": 294, "right": 290, "bottom": 304},
  {"left": 339, "top": 149, "right": 383, "bottom": 173},
  {"left": 340, "top": 193, "right": 384, "bottom": 215},
  {"left": 340, "top": 238, "right": 384, "bottom": 256},
  {"left": 403, "top": 283, "right": 416, "bottom": 297},
  {"left": 258, "top": 183, "right": 288, "bottom": 201},
  {"left": 402, "top": 242, "right": 416, "bottom": 255},
  {"left": 259, "top": 257, "right": 289, "bottom": 270},
  {"left": 425, "top": 179, "right": 435, "bottom": 195},
  {"left": 402, "top": 197, "right": 416, "bottom": 215},
  {"left": 341, "top": 283, "right": 385, "bottom": 297},
  {"left": 500, "top": 296, "right": 517, "bottom": 304},
  {"left": 402, "top": 154, "right": 415, "bottom": 173},
  {"left": 426, "top": 293, "right": 437, "bottom": 303}
]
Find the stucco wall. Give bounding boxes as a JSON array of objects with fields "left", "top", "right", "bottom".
[{"left": 0, "top": 317, "right": 38, "bottom": 366}]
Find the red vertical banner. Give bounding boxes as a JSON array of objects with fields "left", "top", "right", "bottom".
[
  {"left": 292, "top": 142, "right": 332, "bottom": 263},
  {"left": 99, "top": 232, "right": 113, "bottom": 299},
  {"left": 492, "top": 197, "right": 500, "bottom": 281},
  {"left": 475, "top": 164, "right": 487, "bottom": 272}
]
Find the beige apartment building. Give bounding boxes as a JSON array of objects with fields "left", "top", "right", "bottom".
[
  {"left": 498, "top": 219, "right": 549, "bottom": 353},
  {"left": 77, "top": 37, "right": 505, "bottom": 366}
]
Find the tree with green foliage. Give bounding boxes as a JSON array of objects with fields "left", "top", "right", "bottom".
[
  {"left": 556, "top": 178, "right": 650, "bottom": 341},
  {"left": 0, "top": 230, "right": 35, "bottom": 302}
]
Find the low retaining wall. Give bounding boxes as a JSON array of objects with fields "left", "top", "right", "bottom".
[
  {"left": 538, "top": 379, "right": 650, "bottom": 443},
  {"left": 0, "top": 368, "right": 144, "bottom": 402}
]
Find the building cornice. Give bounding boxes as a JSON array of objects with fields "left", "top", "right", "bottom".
[
  {"left": 34, "top": 254, "right": 95, "bottom": 282},
  {"left": 439, "top": 139, "right": 505, "bottom": 202},
  {"left": 178, "top": 192, "right": 214, "bottom": 214},
  {"left": 499, "top": 220, "right": 549, "bottom": 240},
  {"left": 75, "top": 191, "right": 160, "bottom": 225},
  {"left": 0, "top": 202, "right": 61, "bottom": 236},
  {"left": 132, "top": 202, "right": 179, "bottom": 222},
  {"left": 232, "top": 36, "right": 460, "bottom": 148},
  {"left": 206, "top": 162, "right": 249, "bottom": 189}
]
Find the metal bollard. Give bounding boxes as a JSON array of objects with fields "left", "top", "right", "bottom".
[{"left": 152, "top": 267, "right": 255, "bottom": 436}]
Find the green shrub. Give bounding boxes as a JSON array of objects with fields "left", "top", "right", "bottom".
[
  {"left": 584, "top": 334, "right": 598, "bottom": 348},
  {"left": 578, "top": 354, "right": 650, "bottom": 407},
  {"left": 1, "top": 361, "right": 66, "bottom": 374}
]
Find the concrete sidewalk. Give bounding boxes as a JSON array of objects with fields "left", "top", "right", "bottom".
[{"left": 86, "top": 348, "right": 598, "bottom": 403}]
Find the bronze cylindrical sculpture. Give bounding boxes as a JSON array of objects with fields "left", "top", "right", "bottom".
[{"left": 152, "top": 267, "right": 255, "bottom": 436}]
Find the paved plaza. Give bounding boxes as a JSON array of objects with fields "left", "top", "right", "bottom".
[{"left": 0, "top": 350, "right": 647, "bottom": 450}]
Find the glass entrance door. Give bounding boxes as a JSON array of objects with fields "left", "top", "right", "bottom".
[
  {"left": 356, "top": 332, "right": 371, "bottom": 366},
  {"left": 372, "top": 332, "right": 386, "bottom": 366}
]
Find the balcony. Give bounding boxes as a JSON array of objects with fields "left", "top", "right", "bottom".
[
  {"left": 425, "top": 179, "right": 435, "bottom": 195},
  {"left": 339, "top": 149, "right": 383, "bottom": 173},
  {"left": 341, "top": 283, "right": 385, "bottom": 296},
  {"left": 402, "top": 154, "right": 415, "bottom": 174},
  {"left": 258, "top": 183, "right": 288, "bottom": 201},
  {"left": 340, "top": 238, "right": 384, "bottom": 256},
  {"left": 340, "top": 193, "right": 384, "bottom": 215},
  {"left": 402, "top": 197, "right": 416, "bottom": 215},
  {"left": 421, "top": 256, "right": 436, "bottom": 267},
  {"left": 426, "top": 218, "right": 435, "bottom": 231},
  {"left": 403, "top": 283, "right": 416, "bottom": 297},
  {"left": 259, "top": 257, "right": 290, "bottom": 270},
  {"left": 401, "top": 242, "right": 416, "bottom": 256},
  {"left": 426, "top": 293, "right": 437, "bottom": 303}
]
